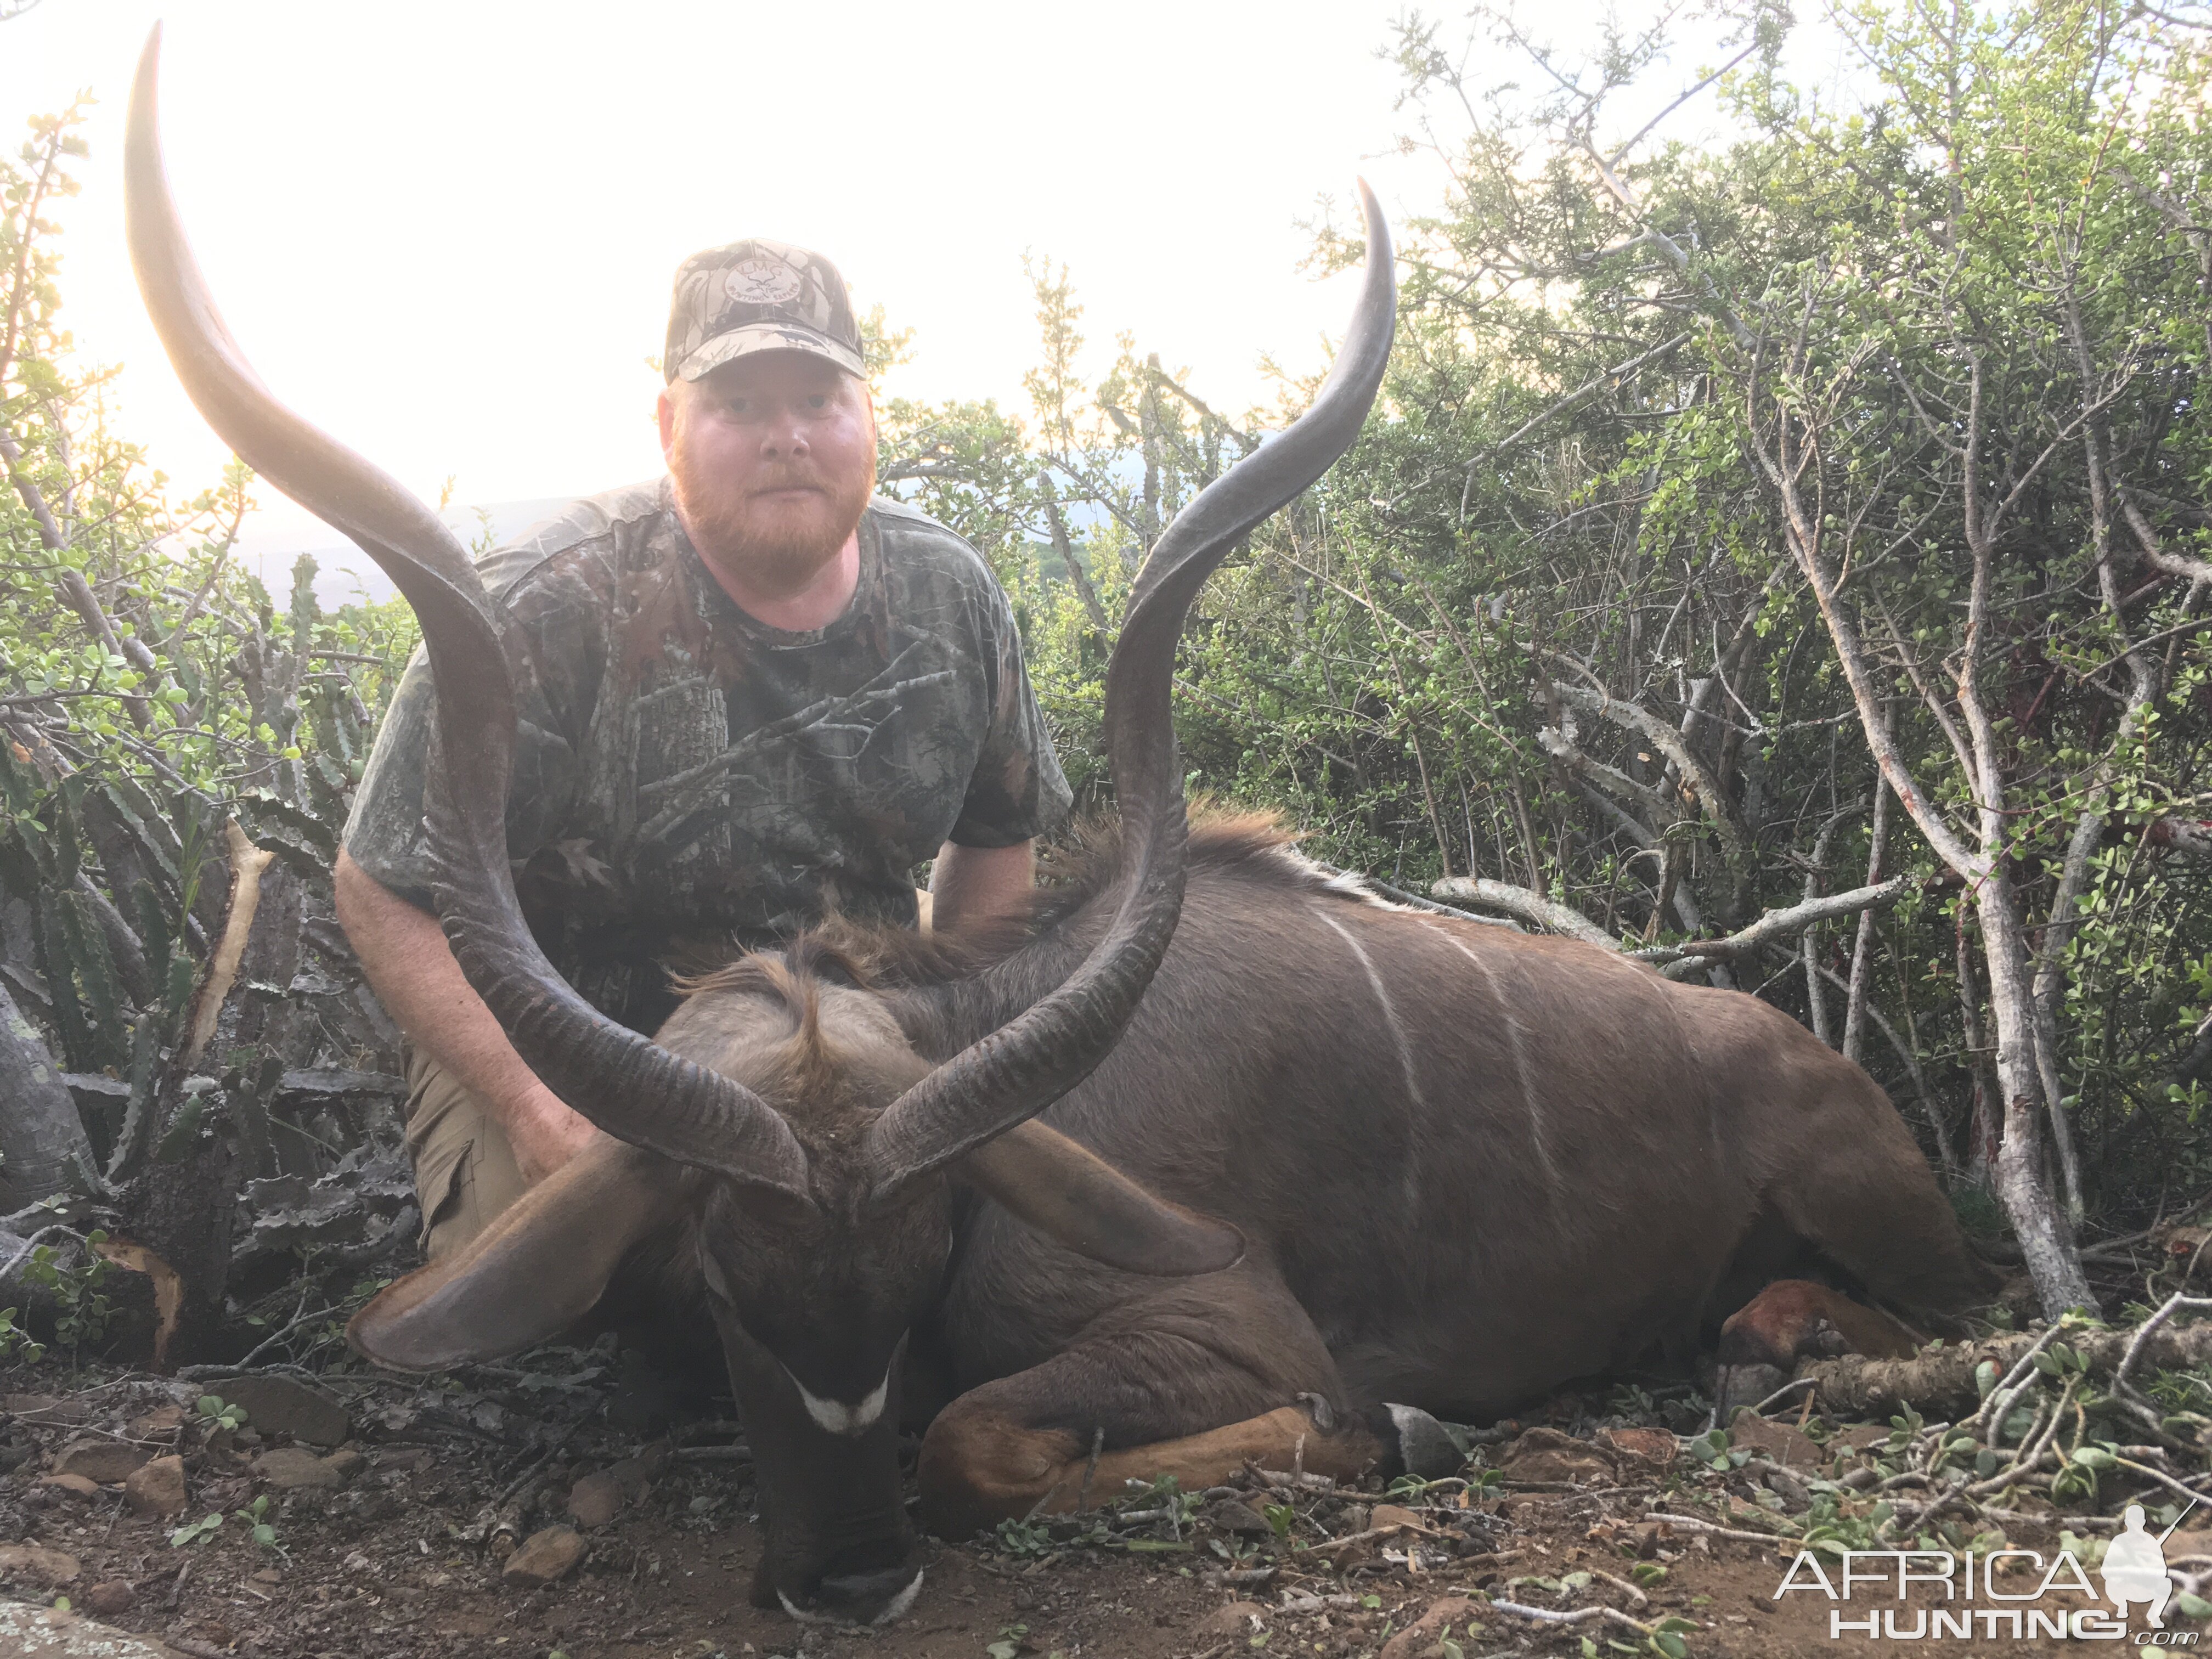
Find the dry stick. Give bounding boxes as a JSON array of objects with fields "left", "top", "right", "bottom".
[
  {"left": 1811, "top": 960, "right": 1953, "bottom": 1171},
  {"left": 2114, "top": 1291, "right": 2212, "bottom": 1394},
  {"left": 1974, "top": 1325, "right": 2070, "bottom": 1440},
  {"left": 1843, "top": 731, "right": 1894, "bottom": 1064},
  {"left": 1642, "top": 1511, "right": 1801, "bottom": 1546},
  {"left": 1038, "top": 473, "right": 1110, "bottom": 637},
  {"left": 1547, "top": 680, "right": 1753, "bottom": 885},
  {"left": 1457, "top": 331, "right": 1696, "bottom": 521},
  {"left": 1358, "top": 562, "right": 1455, "bottom": 879},
  {"left": 0, "top": 431, "right": 163, "bottom": 726},
  {"left": 180, "top": 821, "right": 275, "bottom": 1072},
  {"left": 1430, "top": 877, "right": 1619, "bottom": 949}
]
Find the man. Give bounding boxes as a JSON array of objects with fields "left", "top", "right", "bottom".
[{"left": 336, "top": 239, "right": 1071, "bottom": 1259}]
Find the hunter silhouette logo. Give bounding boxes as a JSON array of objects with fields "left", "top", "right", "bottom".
[{"left": 2107, "top": 1502, "right": 2193, "bottom": 1628}]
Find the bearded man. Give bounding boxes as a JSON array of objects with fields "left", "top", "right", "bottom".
[{"left": 336, "top": 240, "right": 1071, "bottom": 1259}]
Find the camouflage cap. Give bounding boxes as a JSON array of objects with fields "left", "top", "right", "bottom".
[{"left": 665, "top": 238, "right": 866, "bottom": 382}]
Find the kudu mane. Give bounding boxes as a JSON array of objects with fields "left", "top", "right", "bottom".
[{"left": 669, "top": 812, "right": 1335, "bottom": 1084}]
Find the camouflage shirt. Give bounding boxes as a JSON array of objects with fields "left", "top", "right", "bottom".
[{"left": 344, "top": 479, "right": 1071, "bottom": 1032}]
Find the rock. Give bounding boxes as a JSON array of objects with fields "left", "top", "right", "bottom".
[
  {"left": 1497, "top": 1426, "right": 1614, "bottom": 1484},
  {"left": 82, "top": 1579, "right": 136, "bottom": 1616},
  {"left": 1197, "top": 1601, "right": 1268, "bottom": 1638},
  {"left": 501, "top": 1525, "right": 586, "bottom": 1588},
  {"left": 126, "top": 1404, "right": 184, "bottom": 1437},
  {"left": 1596, "top": 1426, "right": 1679, "bottom": 1471},
  {"left": 251, "top": 1567, "right": 283, "bottom": 1585},
  {"left": 566, "top": 1471, "right": 623, "bottom": 1529},
  {"left": 124, "top": 1454, "right": 187, "bottom": 1517},
  {"left": 0, "top": 1544, "right": 82, "bottom": 1585},
  {"left": 603, "top": 1456, "right": 652, "bottom": 1500},
  {"left": 211, "top": 1376, "right": 349, "bottom": 1447},
  {"left": 1764, "top": 1465, "right": 1813, "bottom": 1510},
  {"left": 0, "top": 1600, "right": 188, "bottom": 1657},
  {"left": 1727, "top": 1415, "right": 1823, "bottom": 1470},
  {"left": 1370, "top": 1503, "right": 1434, "bottom": 1534},
  {"left": 1378, "top": 1595, "right": 1479, "bottom": 1659},
  {"left": 52, "top": 1438, "right": 151, "bottom": 1485},
  {"left": 37, "top": 1474, "right": 98, "bottom": 1498},
  {"left": 323, "top": 1448, "right": 365, "bottom": 1482},
  {"left": 1203, "top": 1499, "right": 1274, "bottom": 1537},
  {"left": 252, "top": 1447, "right": 340, "bottom": 1491}
]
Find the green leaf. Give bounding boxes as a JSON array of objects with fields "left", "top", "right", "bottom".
[{"left": 169, "top": 1513, "right": 224, "bottom": 1547}]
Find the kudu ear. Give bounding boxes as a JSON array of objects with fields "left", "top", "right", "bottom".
[
  {"left": 959, "top": 1120, "right": 1244, "bottom": 1277},
  {"left": 348, "top": 1138, "right": 681, "bottom": 1371}
]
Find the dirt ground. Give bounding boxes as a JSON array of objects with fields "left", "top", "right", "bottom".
[{"left": 0, "top": 1352, "right": 2202, "bottom": 1659}]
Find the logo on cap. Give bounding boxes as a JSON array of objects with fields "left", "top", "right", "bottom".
[{"left": 726, "top": 257, "right": 805, "bottom": 306}]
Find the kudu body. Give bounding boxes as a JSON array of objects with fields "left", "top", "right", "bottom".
[{"left": 124, "top": 31, "right": 1990, "bottom": 1626}]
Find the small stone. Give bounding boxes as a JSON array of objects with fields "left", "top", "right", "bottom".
[
  {"left": 125, "top": 1453, "right": 188, "bottom": 1517},
  {"left": 38, "top": 1472, "right": 100, "bottom": 1498},
  {"left": 1203, "top": 1499, "right": 1273, "bottom": 1537},
  {"left": 252, "top": 1446, "right": 340, "bottom": 1491},
  {"left": 211, "top": 1375, "right": 349, "bottom": 1447},
  {"left": 1596, "top": 1425, "right": 1679, "bottom": 1471},
  {"left": 1498, "top": 1426, "right": 1614, "bottom": 1484},
  {"left": 83, "top": 1579, "right": 136, "bottom": 1616},
  {"left": 0, "top": 1542, "right": 83, "bottom": 1585},
  {"left": 323, "top": 1448, "right": 365, "bottom": 1482},
  {"left": 1726, "top": 1415, "right": 1824, "bottom": 1470},
  {"left": 53, "top": 1437, "right": 151, "bottom": 1484},
  {"left": 251, "top": 1567, "right": 283, "bottom": 1585},
  {"left": 0, "top": 1599, "right": 187, "bottom": 1658},
  {"left": 501, "top": 1524, "right": 586, "bottom": 1588},
  {"left": 126, "top": 1403, "right": 185, "bottom": 1437},
  {"left": 566, "top": 1471, "right": 623, "bottom": 1528},
  {"left": 1197, "top": 1601, "right": 1267, "bottom": 1637},
  {"left": 1370, "top": 1503, "right": 1432, "bottom": 1534}
]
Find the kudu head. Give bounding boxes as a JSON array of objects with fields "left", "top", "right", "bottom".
[{"left": 125, "top": 26, "right": 1393, "bottom": 1624}]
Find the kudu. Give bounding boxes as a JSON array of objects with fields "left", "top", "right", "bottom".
[{"left": 125, "top": 30, "right": 1993, "bottom": 1626}]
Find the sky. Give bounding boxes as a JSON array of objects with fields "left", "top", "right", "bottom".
[{"left": 4, "top": 0, "right": 1861, "bottom": 557}]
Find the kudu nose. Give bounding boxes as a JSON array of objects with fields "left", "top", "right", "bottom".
[{"left": 805, "top": 1560, "right": 926, "bottom": 1625}]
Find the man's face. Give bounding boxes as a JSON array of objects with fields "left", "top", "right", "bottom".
[{"left": 660, "top": 352, "right": 877, "bottom": 595}]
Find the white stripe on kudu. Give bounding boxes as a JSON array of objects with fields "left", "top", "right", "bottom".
[{"left": 1429, "top": 924, "right": 1564, "bottom": 1194}]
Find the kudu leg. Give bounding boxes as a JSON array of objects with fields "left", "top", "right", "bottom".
[
  {"left": 918, "top": 1271, "right": 1381, "bottom": 1541},
  {"left": 1712, "top": 1278, "right": 1922, "bottom": 1415},
  {"left": 1763, "top": 1069, "right": 2003, "bottom": 1317}
]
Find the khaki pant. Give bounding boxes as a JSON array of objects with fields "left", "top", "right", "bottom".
[{"left": 402, "top": 1044, "right": 529, "bottom": 1261}]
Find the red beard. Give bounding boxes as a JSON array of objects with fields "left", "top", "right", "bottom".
[{"left": 669, "top": 424, "right": 876, "bottom": 595}]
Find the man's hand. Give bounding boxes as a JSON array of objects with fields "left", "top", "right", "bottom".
[
  {"left": 336, "top": 849, "right": 600, "bottom": 1188},
  {"left": 505, "top": 1087, "right": 605, "bottom": 1184}
]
